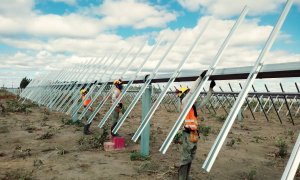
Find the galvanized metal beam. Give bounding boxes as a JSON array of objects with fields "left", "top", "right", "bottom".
[
  {"left": 159, "top": 6, "right": 249, "bottom": 154},
  {"left": 202, "top": 0, "right": 293, "bottom": 172}
]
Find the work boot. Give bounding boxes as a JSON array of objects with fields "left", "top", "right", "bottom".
[
  {"left": 83, "top": 124, "right": 92, "bottom": 135},
  {"left": 178, "top": 164, "right": 189, "bottom": 180}
]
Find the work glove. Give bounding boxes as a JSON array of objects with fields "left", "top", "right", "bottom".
[
  {"left": 200, "top": 70, "right": 207, "bottom": 78},
  {"left": 210, "top": 80, "right": 216, "bottom": 88}
]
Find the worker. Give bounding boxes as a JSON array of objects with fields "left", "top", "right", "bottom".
[
  {"left": 111, "top": 79, "right": 123, "bottom": 137},
  {"left": 176, "top": 71, "right": 215, "bottom": 180},
  {"left": 80, "top": 88, "right": 93, "bottom": 135}
]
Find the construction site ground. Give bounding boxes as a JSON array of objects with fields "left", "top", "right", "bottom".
[{"left": 0, "top": 90, "right": 299, "bottom": 180}]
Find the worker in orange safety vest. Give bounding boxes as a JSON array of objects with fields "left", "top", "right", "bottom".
[
  {"left": 176, "top": 70, "right": 215, "bottom": 180},
  {"left": 80, "top": 88, "right": 93, "bottom": 135}
]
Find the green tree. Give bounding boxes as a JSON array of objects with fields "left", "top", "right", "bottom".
[{"left": 20, "top": 77, "right": 31, "bottom": 89}]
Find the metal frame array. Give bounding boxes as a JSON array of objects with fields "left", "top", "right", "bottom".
[{"left": 14, "top": 0, "right": 299, "bottom": 178}]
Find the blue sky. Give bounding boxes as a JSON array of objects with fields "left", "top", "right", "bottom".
[
  {"left": 0, "top": 0, "right": 299, "bottom": 88},
  {"left": 32, "top": 0, "right": 300, "bottom": 50}
]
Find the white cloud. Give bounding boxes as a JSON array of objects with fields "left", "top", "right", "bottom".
[
  {"left": 0, "top": 0, "right": 177, "bottom": 38},
  {"left": 1, "top": 15, "right": 298, "bottom": 74},
  {"left": 177, "top": 0, "right": 300, "bottom": 17},
  {"left": 89, "top": 0, "right": 177, "bottom": 29},
  {"left": 0, "top": 0, "right": 299, "bottom": 87},
  {"left": 0, "top": 13, "right": 103, "bottom": 38},
  {"left": 0, "top": 0, "right": 34, "bottom": 17}
]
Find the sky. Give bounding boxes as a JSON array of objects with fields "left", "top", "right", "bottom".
[{"left": 0, "top": 0, "right": 299, "bottom": 90}]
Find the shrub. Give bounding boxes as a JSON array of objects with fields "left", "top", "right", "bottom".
[
  {"left": 37, "top": 132, "right": 53, "bottom": 140},
  {"left": 130, "top": 151, "right": 150, "bottom": 161},
  {"left": 78, "top": 128, "right": 108, "bottom": 151},
  {"left": 198, "top": 126, "right": 211, "bottom": 137},
  {"left": 248, "top": 169, "right": 256, "bottom": 180},
  {"left": 226, "top": 139, "right": 235, "bottom": 147},
  {"left": 61, "top": 117, "right": 84, "bottom": 127},
  {"left": 5, "top": 100, "right": 32, "bottom": 113},
  {"left": 4, "top": 169, "right": 33, "bottom": 180},
  {"left": 12, "top": 146, "right": 31, "bottom": 159},
  {"left": 213, "top": 115, "right": 226, "bottom": 122},
  {"left": 275, "top": 138, "right": 288, "bottom": 158}
]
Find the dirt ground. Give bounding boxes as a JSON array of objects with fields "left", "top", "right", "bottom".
[{"left": 0, "top": 89, "right": 299, "bottom": 180}]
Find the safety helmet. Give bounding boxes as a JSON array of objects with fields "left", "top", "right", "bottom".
[
  {"left": 178, "top": 87, "right": 189, "bottom": 97},
  {"left": 80, "top": 89, "right": 87, "bottom": 95},
  {"left": 113, "top": 79, "right": 122, "bottom": 85}
]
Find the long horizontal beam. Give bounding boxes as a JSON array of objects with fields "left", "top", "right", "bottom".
[
  {"left": 133, "top": 61, "right": 300, "bottom": 83},
  {"left": 32, "top": 61, "right": 300, "bottom": 87}
]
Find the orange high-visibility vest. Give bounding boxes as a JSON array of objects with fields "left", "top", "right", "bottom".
[
  {"left": 82, "top": 95, "right": 91, "bottom": 107},
  {"left": 184, "top": 107, "right": 198, "bottom": 130}
]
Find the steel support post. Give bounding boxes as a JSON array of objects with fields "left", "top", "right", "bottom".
[
  {"left": 50, "top": 59, "right": 97, "bottom": 109},
  {"left": 20, "top": 73, "right": 46, "bottom": 101},
  {"left": 25, "top": 70, "right": 61, "bottom": 103},
  {"left": 252, "top": 85, "right": 269, "bottom": 121},
  {"left": 87, "top": 46, "right": 138, "bottom": 124},
  {"left": 295, "top": 83, "right": 300, "bottom": 117},
  {"left": 97, "top": 39, "right": 162, "bottom": 128},
  {"left": 281, "top": 133, "right": 300, "bottom": 180},
  {"left": 220, "top": 87, "right": 233, "bottom": 109},
  {"left": 215, "top": 94, "right": 228, "bottom": 115},
  {"left": 112, "top": 31, "right": 183, "bottom": 134},
  {"left": 40, "top": 61, "right": 88, "bottom": 106},
  {"left": 66, "top": 54, "right": 117, "bottom": 115},
  {"left": 265, "top": 85, "right": 282, "bottom": 123},
  {"left": 36, "top": 67, "right": 74, "bottom": 103},
  {"left": 141, "top": 83, "right": 152, "bottom": 156},
  {"left": 57, "top": 57, "right": 105, "bottom": 112},
  {"left": 47, "top": 59, "right": 94, "bottom": 108},
  {"left": 239, "top": 83, "right": 256, "bottom": 120},
  {"left": 267, "top": 94, "right": 279, "bottom": 113},
  {"left": 132, "top": 19, "right": 211, "bottom": 142},
  {"left": 39, "top": 67, "right": 77, "bottom": 106},
  {"left": 253, "top": 95, "right": 263, "bottom": 112},
  {"left": 286, "top": 96, "right": 297, "bottom": 116},
  {"left": 280, "top": 83, "right": 294, "bottom": 125},
  {"left": 66, "top": 56, "right": 109, "bottom": 114},
  {"left": 19, "top": 72, "right": 48, "bottom": 100},
  {"left": 202, "top": 1, "right": 293, "bottom": 172},
  {"left": 160, "top": 6, "right": 248, "bottom": 154},
  {"left": 203, "top": 88, "right": 217, "bottom": 114}
]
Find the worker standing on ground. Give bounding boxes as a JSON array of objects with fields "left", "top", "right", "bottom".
[
  {"left": 111, "top": 79, "right": 124, "bottom": 137},
  {"left": 80, "top": 88, "right": 93, "bottom": 135},
  {"left": 176, "top": 71, "right": 215, "bottom": 180}
]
